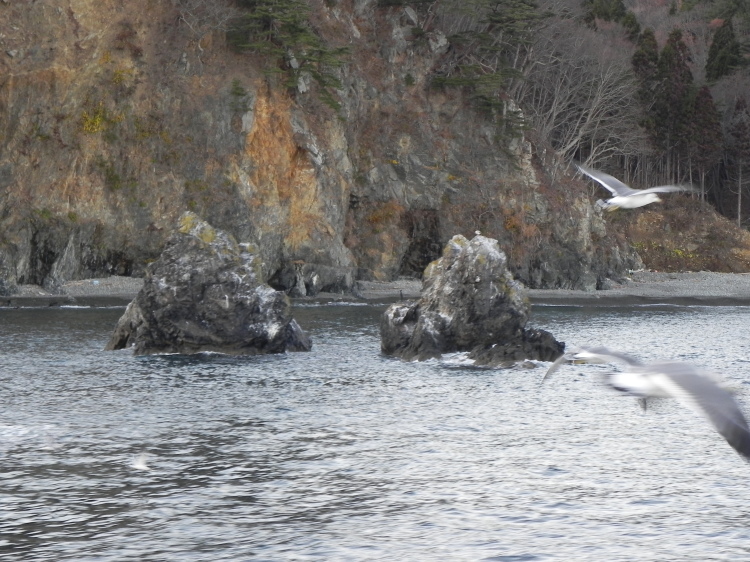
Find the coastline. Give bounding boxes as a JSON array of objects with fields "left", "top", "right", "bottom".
[
  {"left": 528, "top": 271, "right": 750, "bottom": 306},
  {"left": 3, "top": 271, "right": 750, "bottom": 308},
  {"left": 2, "top": 277, "right": 144, "bottom": 308}
]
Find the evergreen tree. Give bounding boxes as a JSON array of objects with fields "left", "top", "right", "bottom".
[
  {"left": 582, "top": 0, "right": 626, "bottom": 26},
  {"left": 688, "top": 86, "right": 722, "bottom": 201},
  {"left": 620, "top": 12, "right": 641, "bottom": 42},
  {"left": 652, "top": 29, "right": 695, "bottom": 179},
  {"left": 582, "top": 0, "right": 639, "bottom": 41},
  {"left": 709, "top": 0, "right": 750, "bottom": 27},
  {"left": 484, "top": 0, "right": 545, "bottom": 43},
  {"left": 728, "top": 97, "right": 750, "bottom": 226},
  {"left": 705, "top": 20, "right": 742, "bottom": 82},
  {"left": 632, "top": 28, "right": 659, "bottom": 105},
  {"left": 433, "top": 0, "right": 548, "bottom": 139},
  {"left": 227, "top": 0, "right": 348, "bottom": 111}
]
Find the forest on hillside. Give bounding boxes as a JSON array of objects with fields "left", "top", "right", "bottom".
[{"left": 180, "top": 0, "right": 750, "bottom": 224}]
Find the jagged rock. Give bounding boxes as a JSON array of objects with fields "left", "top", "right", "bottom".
[
  {"left": 467, "top": 328, "right": 565, "bottom": 366},
  {"left": 380, "top": 234, "right": 563, "bottom": 365},
  {"left": 105, "top": 212, "right": 312, "bottom": 356}
]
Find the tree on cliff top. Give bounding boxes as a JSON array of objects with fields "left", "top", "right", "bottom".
[
  {"left": 632, "top": 28, "right": 659, "bottom": 93},
  {"left": 227, "top": 0, "right": 348, "bottom": 111},
  {"left": 705, "top": 19, "right": 742, "bottom": 82},
  {"left": 650, "top": 29, "right": 695, "bottom": 181},
  {"left": 430, "top": 0, "right": 549, "bottom": 143},
  {"left": 582, "top": 0, "right": 626, "bottom": 25},
  {"left": 581, "top": 0, "right": 639, "bottom": 40}
]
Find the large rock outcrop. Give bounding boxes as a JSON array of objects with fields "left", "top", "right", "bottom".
[
  {"left": 105, "top": 212, "right": 311, "bottom": 356},
  {"left": 0, "top": 0, "right": 646, "bottom": 297},
  {"left": 381, "top": 234, "right": 563, "bottom": 365}
]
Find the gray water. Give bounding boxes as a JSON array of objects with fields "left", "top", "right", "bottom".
[{"left": 2, "top": 303, "right": 750, "bottom": 561}]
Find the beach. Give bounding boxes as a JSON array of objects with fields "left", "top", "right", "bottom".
[
  {"left": 527, "top": 270, "right": 750, "bottom": 306},
  {"left": 4, "top": 271, "right": 750, "bottom": 307},
  {"left": 340, "top": 271, "right": 750, "bottom": 306}
]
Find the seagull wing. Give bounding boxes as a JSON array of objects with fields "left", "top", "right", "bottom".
[
  {"left": 541, "top": 346, "right": 641, "bottom": 384},
  {"left": 638, "top": 185, "right": 697, "bottom": 195},
  {"left": 649, "top": 363, "right": 750, "bottom": 461},
  {"left": 577, "top": 164, "right": 637, "bottom": 197},
  {"left": 541, "top": 353, "right": 569, "bottom": 384},
  {"left": 575, "top": 346, "right": 642, "bottom": 366}
]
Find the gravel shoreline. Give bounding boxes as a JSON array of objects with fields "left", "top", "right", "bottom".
[
  {"left": 527, "top": 271, "right": 750, "bottom": 306},
  {"left": 2, "top": 277, "right": 146, "bottom": 308},
  {"left": 3, "top": 271, "right": 750, "bottom": 308}
]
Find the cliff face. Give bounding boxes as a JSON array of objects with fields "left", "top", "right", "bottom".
[{"left": 0, "top": 0, "right": 640, "bottom": 295}]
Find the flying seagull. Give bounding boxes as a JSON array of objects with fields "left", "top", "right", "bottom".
[
  {"left": 542, "top": 346, "right": 750, "bottom": 461},
  {"left": 576, "top": 163, "right": 695, "bottom": 211}
]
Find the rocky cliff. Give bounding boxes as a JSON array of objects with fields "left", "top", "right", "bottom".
[{"left": 0, "top": 0, "right": 642, "bottom": 296}]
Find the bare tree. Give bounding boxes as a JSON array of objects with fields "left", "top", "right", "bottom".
[
  {"left": 516, "top": 15, "right": 647, "bottom": 166},
  {"left": 171, "top": 0, "right": 240, "bottom": 40}
]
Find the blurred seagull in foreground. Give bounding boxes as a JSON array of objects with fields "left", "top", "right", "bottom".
[
  {"left": 542, "top": 346, "right": 750, "bottom": 461},
  {"left": 576, "top": 163, "right": 695, "bottom": 211}
]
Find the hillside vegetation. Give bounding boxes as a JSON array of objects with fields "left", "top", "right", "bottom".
[{"left": 408, "top": 0, "right": 750, "bottom": 224}]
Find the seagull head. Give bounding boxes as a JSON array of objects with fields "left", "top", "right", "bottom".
[{"left": 571, "top": 348, "right": 618, "bottom": 364}]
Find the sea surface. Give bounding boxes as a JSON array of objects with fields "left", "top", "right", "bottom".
[{"left": 2, "top": 302, "right": 750, "bottom": 561}]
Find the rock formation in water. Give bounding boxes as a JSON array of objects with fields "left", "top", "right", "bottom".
[
  {"left": 381, "top": 234, "right": 563, "bottom": 365},
  {"left": 105, "top": 212, "right": 312, "bottom": 355}
]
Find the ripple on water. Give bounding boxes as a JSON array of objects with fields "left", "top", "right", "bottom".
[{"left": 1, "top": 305, "right": 750, "bottom": 560}]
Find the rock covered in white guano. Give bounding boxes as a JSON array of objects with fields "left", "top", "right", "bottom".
[
  {"left": 105, "top": 212, "right": 311, "bottom": 355},
  {"left": 380, "top": 234, "right": 563, "bottom": 365}
]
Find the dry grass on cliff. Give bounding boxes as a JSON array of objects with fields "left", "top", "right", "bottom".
[{"left": 620, "top": 196, "right": 750, "bottom": 273}]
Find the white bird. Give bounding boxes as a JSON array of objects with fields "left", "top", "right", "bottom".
[
  {"left": 543, "top": 346, "right": 750, "bottom": 461},
  {"left": 576, "top": 163, "right": 695, "bottom": 211},
  {"left": 131, "top": 452, "right": 151, "bottom": 471}
]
